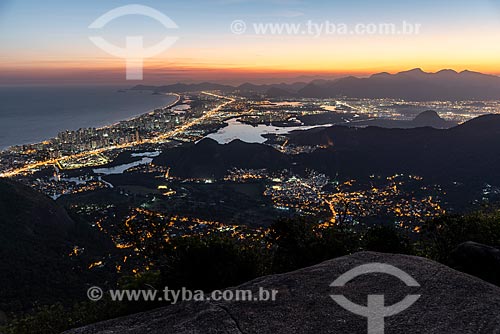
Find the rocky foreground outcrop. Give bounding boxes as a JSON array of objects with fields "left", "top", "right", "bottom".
[{"left": 66, "top": 252, "right": 500, "bottom": 334}]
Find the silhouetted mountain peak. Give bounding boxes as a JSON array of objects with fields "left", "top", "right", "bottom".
[
  {"left": 414, "top": 110, "right": 441, "bottom": 121},
  {"left": 412, "top": 110, "right": 450, "bottom": 128},
  {"left": 197, "top": 138, "right": 219, "bottom": 146},
  {"left": 437, "top": 69, "right": 458, "bottom": 74},
  {"left": 398, "top": 68, "right": 427, "bottom": 76},
  {"left": 225, "top": 138, "right": 247, "bottom": 146},
  {"left": 435, "top": 69, "right": 460, "bottom": 78},
  {"left": 370, "top": 72, "right": 392, "bottom": 79}
]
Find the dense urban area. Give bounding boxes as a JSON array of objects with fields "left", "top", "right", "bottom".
[{"left": 1, "top": 90, "right": 500, "bottom": 275}]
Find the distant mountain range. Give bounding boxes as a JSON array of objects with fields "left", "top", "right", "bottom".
[
  {"left": 133, "top": 69, "right": 500, "bottom": 101},
  {"left": 297, "top": 69, "right": 500, "bottom": 101},
  {"left": 132, "top": 81, "right": 309, "bottom": 96}
]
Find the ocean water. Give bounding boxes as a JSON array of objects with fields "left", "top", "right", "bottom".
[{"left": 0, "top": 86, "right": 176, "bottom": 150}]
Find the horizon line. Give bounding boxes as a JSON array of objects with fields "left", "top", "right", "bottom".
[{"left": 2, "top": 66, "right": 499, "bottom": 86}]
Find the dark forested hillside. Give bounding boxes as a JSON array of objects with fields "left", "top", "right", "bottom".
[{"left": 0, "top": 179, "right": 113, "bottom": 312}]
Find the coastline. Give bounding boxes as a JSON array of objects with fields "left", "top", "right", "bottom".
[{"left": 0, "top": 91, "right": 180, "bottom": 152}]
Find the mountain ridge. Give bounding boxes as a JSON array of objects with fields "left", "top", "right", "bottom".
[
  {"left": 152, "top": 114, "right": 500, "bottom": 185},
  {"left": 132, "top": 69, "right": 500, "bottom": 101}
]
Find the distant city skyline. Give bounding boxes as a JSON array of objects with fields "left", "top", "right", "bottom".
[{"left": 2, "top": 0, "right": 500, "bottom": 84}]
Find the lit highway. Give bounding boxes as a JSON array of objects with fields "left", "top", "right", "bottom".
[{"left": 0, "top": 92, "right": 235, "bottom": 178}]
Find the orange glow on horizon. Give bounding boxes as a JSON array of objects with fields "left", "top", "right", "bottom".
[
  {"left": 3, "top": 62, "right": 500, "bottom": 84},
  {"left": 3, "top": 25, "right": 500, "bottom": 84}
]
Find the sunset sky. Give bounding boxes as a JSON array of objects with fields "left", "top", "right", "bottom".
[{"left": 2, "top": 0, "right": 500, "bottom": 85}]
